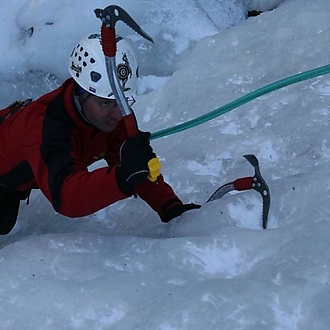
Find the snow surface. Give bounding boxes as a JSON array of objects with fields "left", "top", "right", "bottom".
[{"left": 1, "top": 0, "right": 330, "bottom": 329}]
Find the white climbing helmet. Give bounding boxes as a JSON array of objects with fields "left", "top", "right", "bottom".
[{"left": 68, "top": 33, "right": 138, "bottom": 99}]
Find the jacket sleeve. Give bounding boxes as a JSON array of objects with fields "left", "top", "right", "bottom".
[
  {"left": 103, "top": 123, "right": 184, "bottom": 221},
  {"left": 135, "top": 175, "right": 183, "bottom": 221}
]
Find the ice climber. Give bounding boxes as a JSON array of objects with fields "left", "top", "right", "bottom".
[{"left": 0, "top": 33, "right": 200, "bottom": 235}]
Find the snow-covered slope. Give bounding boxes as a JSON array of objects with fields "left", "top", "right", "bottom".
[{"left": 1, "top": 0, "right": 330, "bottom": 329}]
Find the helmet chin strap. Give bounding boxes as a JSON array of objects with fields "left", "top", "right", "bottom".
[
  {"left": 73, "top": 94, "right": 91, "bottom": 124},
  {"left": 72, "top": 81, "right": 92, "bottom": 124}
]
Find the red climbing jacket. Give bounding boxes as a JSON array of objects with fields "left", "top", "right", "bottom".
[{"left": 0, "top": 78, "right": 182, "bottom": 219}]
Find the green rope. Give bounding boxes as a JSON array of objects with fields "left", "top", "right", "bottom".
[{"left": 150, "top": 63, "right": 330, "bottom": 140}]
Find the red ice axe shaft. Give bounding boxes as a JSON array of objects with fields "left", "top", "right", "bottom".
[{"left": 94, "top": 5, "right": 161, "bottom": 181}]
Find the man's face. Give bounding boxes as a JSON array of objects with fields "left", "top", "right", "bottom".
[{"left": 82, "top": 95, "right": 123, "bottom": 132}]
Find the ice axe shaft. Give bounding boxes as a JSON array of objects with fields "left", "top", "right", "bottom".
[
  {"left": 103, "top": 55, "right": 136, "bottom": 136},
  {"left": 94, "top": 5, "right": 154, "bottom": 126},
  {"left": 94, "top": 5, "right": 160, "bottom": 182}
]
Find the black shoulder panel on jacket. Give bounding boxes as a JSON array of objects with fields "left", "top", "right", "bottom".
[{"left": 40, "top": 94, "right": 75, "bottom": 212}]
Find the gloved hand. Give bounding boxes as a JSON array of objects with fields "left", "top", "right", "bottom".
[
  {"left": 116, "top": 131, "right": 156, "bottom": 194},
  {"left": 162, "top": 203, "right": 201, "bottom": 223}
]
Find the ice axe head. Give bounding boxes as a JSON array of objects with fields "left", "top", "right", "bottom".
[{"left": 94, "top": 5, "right": 153, "bottom": 57}]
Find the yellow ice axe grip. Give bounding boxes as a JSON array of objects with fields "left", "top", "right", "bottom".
[{"left": 148, "top": 157, "right": 162, "bottom": 182}]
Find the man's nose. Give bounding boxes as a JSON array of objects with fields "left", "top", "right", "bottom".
[{"left": 110, "top": 105, "right": 123, "bottom": 120}]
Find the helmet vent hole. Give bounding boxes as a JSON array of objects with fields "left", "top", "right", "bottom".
[
  {"left": 90, "top": 71, "right": 101, "bottom": 83},
  {"left": 78, "top": 56, "right": 82, "bottom": 61},
  {"left": 79, "top": 47, "right": 83, "bottom": 52},
  {"left": 84, "top": 52, "right": 89, "bottom": 57},
  {"left": 90, "top": 58, "right": 95, "bottom": 64},
  {"left": 83, "top": 61, "right": 87, "bottom": 67}
]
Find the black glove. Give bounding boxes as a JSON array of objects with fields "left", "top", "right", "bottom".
[
  {"left": 162, "top": 203, "right": 201, "bottom": 223},
  {"left": 116, "top": 131, "right": 156, "bottom": 194}
]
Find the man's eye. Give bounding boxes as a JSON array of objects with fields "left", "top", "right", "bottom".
[{"left": 103, "top": 101, "right": 117, "bottom": 107}]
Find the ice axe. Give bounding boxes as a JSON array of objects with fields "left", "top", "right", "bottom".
[
  {"left": 94, "top": 5, "right": 160, "bottom": 182},
  {"left": 206, "top": 154, "right": 270, "bottom": 229}
]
